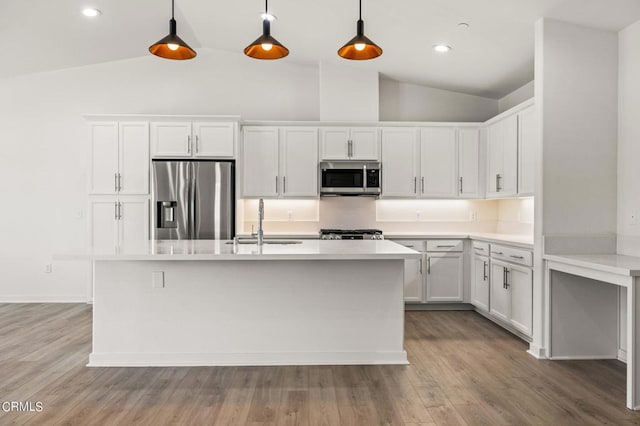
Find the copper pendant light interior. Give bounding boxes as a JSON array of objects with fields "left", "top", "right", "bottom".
[
  {"left": 149, "top": 0, "right": 197, "bottom": 60},
  {"left": 244, "top": 0, "right": 289, "bottom": 60},
  {"left": 338, "top": 0, "right": 382, "bottom": 60}
]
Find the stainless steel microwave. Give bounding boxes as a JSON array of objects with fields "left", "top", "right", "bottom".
[{"left": 319, "top": 161, "right": 381, "bottom": 196}]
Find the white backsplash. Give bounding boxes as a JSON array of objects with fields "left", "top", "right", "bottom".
[{"left": 239, "top": 197, "right": 534, "bottom": 236}]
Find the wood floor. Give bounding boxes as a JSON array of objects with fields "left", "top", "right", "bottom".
[{"left": 1, "top": 304, "right": 639, "bottom": 425}]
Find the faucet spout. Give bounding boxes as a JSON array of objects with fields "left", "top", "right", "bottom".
[{"left": 257, "top": 198, "right": 264, "bottom": 246}]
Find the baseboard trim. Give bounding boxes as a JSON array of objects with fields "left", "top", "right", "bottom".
[
  {"left": 618, "top": 348, "right": 627, "bottom": 363},
  {"left": 88, "top": 350, "right": 410, "bottom": 367},
  {"left": 405, "top": 303, "right": 474, "bottom": 311},
  {"left": 0, "top": 295, "right": 87, "bottom": 303},
  {"left": 527, "top": 344, "right": 547, "bottom": 359},
  {"left": 549, "top": 355, "right": 619, "bottom": 361}
]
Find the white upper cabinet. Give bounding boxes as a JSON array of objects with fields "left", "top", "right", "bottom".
[
  {"left": 458, "top": 128, "right": 480, "bottom": 198},
  {"left": 280, "top": 127, "right": 318, "bottom": 197},
  {"left": 320, "top": 127, "right": 379, "bottom": 160},
  {"left": 118, "top": 122, "right": 149, "bottom": 195},
  {"left": 420, "top": 127, "right": 457, "bottom": 198},
  {"left": 89, "top": 122, "right": 119, "bottom": 195},
  {"left": 151, "top": 121, "right": 236, "bottom": 158},
  {"left": 518, "top": 106, "right": 535, "bottom": 196},
  {"left": 487, "top": 113, "right": 519, "bottom": 198},
  {"left": 242, "top": 127, "right": 280, "bottom": 198},
  {"left": 89, "top": 121, "right": 149, "bottom": 195},
  {"left": 193, "top": 122, "right": 235, "bottom": 158},
  {"left": 381, "top": 128, "right": 419, "bottom": 198},
  {"left": 151, "top": 122, "right": 192, "bottom": 157}
]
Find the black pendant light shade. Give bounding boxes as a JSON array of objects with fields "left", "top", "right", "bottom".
[
  {"left": 149, "top": 0, "right": 197, "bottom": 60},
  {"left": 244, "top": 0, "right": 289, "bottom": 60},
  {"left": 338, "top": 0, "right": 382, "bottom": 60}
]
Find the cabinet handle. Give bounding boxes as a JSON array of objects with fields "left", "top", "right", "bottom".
[
  {"left": 195, "top": 135, "right": 199, "bottom": 153},
  {"left": 118, "top": 173, "right": 122, "bottom": 192},
  {"left": 475, "top": 247, "right": 485, "bottom": 251},
  {"left": 483, "top": 261, "right": 488, "bottom": 280},
  {"left": 275, "top": 176, "right": 279, "bottom": 193},
  {"left": 493, "top": 251, "right": 504, "bottom": 255},
  {"left": 496, "top": 174, "right": 502, "bottom": 192},
  {"left": 459, "top": 176, "right": 463, "bottom": 194},
  {"left": 505, "top": 268, "right": 511, "bottom": 288},
  {"left": 349, "top": 140, "right": 353, "bottom": 158},
  {"left": 421, "top": 177, "right": 425, "bottom": 194},
  {"left": 119, "top": 202, "right": 123, "bottom": 220},
  {"left": 114, "top": 173, "right": 119, "bottom": 192},
  {"left": 414, "top": 177, "right": 417, "bottom": 194},
  {"left": 283, "top": 176, "right": 286, "bottom": 194},
  {"left": 510, "top": 255, "right": 524, "bottom": 259},
  {"left": 419, "top": 259, "right": 423, "bottom": 275},
  {"left": 503, "top": 267, "right": 507, "bottom": 289},
  {"left": 427, "top": 256, "right": 431, "bottom": 274},
  {"left": 436, "top": 245, "right": 456, "bottom": 248},
  {"left": 114, "top": 202, "right": 119, "bottom": 220}
]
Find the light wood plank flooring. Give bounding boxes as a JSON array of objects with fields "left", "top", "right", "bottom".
[{"left": 1, "top": 304, "right": 639, "bottom": 425}]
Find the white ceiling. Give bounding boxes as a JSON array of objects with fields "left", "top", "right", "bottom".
[{"left": 2, "top": 0, "right": 640, "bottom": 98}]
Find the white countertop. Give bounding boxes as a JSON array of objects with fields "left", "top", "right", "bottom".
[
  {"left": 385, "top": 232, "right": 534, "bottom": 248},
  {"left": 544, "top": 253, "right": 640, "bottom": 277},
  {"left": 91, "top": 239, "right": 421, "bottom": 261}
]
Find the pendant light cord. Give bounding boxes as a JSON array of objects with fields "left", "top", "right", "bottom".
[
  {"left": 265, "top": 0, "right": 268, "bottom": 14},
  {"left": 359, "top": 0, "right": 362, "bottom": 20},
  {"left": 171, "top": 0, "right": 175, "bottom": 19}
]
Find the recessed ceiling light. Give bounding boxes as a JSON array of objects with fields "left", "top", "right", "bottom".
[
  {"left": 261, "top": 12, "right": 277, "bottom": 21},
  {"left": 82, "top": 8, "right": 101, "bottom": 17},
  {"left": 433, "top": 44, "right": 452, "bottom": 53}
]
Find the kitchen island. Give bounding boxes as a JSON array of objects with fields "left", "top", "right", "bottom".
[{"left": 89, "top": 239, "right": 420, "bottom": 367}]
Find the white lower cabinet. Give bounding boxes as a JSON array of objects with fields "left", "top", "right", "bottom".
[
  {"left": 471, "top": 255, "right": 490, "bottom": 312},
  {"left": 90, "top": 197, "right": 149, "bottom": 250},
  {"left": 425, "top": 252, "right": 464, "bottom": 302},
  {"left": 489, "top": 258, "right": 533, "bottom": 336}
]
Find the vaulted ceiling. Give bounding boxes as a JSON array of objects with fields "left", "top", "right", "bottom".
[{"left": 2, "top": 0, "right": 639, "bottom": 98}]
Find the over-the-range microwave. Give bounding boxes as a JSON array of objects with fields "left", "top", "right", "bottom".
[{"left": 319, "top": 161, "right": 381, "bottom": 196}]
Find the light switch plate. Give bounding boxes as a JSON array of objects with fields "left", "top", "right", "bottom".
[{"left": 151, "top": 271, "right": 165, "bottom": 289}]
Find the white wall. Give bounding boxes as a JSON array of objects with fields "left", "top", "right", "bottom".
[
  {"left": 537, "top": 19, "right": 618, "bottom": 240},
  {"left": 0, "top": 48, "right": 320, "bottom": 301},
  {"left": 617, "top": 19, "right": 640, "bottom": 255},
  {"left": 498, "top": 81, "right": 534, "bottom": 113},
  {"left": 319, "top": 62, "right": 379, "bottom": 121},
  {"left": 379, "top": 79, "right": 499, "bottom": 122}
]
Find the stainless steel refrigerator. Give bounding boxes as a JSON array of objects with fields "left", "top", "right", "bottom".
[{"left": 152, "top": 160, "right": 235, "bottom": 240}]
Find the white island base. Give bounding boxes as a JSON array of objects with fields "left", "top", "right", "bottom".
[{"left": 89, "top": 242, "right": 413, "bottom": 367}]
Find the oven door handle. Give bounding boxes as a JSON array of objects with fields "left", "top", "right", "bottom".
[{"left": 363, "top": 165, "right": 367, "bottom": 192}]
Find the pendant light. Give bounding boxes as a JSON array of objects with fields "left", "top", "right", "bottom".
[
  {"left": 244, "top": 0, "right": 289, "bottom": 60},
  {"left": 149, "top": 0, "right": 197, "bottom": 60},
  {"left": 338, "top": 0, "right": 382, "bottom": 60}
]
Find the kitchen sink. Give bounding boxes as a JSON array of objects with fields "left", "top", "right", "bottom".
[{"left": 226, "top": 239, "right": 303, "bottom": 245}]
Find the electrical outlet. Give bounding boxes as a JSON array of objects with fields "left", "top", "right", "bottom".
[
  {"left": 152, "top": 271, "right": 165, "bottom": 289},
  {"left": 470, "top": 211, "right": 477, "bottom": 221},
  {"left": 632, "top": 211, "right": 639, "bottom": 226},
  {"left": 44, "top": 264, "right": 52, "bottom": 274}
]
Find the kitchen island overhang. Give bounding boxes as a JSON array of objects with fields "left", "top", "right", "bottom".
[{"left": 89, "top": 240, "right": 420, "bottom": 367}]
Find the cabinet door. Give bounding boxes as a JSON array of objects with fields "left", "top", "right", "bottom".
[
  {"left": 486, "top": 121, "right": 503, "bottom": 197},
  {"left": 242, "top": 127, "right": 280, "bottom": 197},
  {"left": 501, "top": 114, "right": 519, "bottom": 196},
  {"left": 458, "top": 128, "right": 480, "bottom": 198},
  {"left": 281, "top": 127, "right": 318, "bottom": 197},
  {"left": 89, "top": 122, "right": 119, "bottom": 195},
  {"left": 193, "top": 122, "right": 235, "bottom": 158},
  {"left": 320, "top": 128, "right": 349, "bottom": 160},
  {"left": 89, "top": 198, "right": 118, "bottom": 250},
  {"left": 490, "top": 261, "right": 510, "bottom": 322},
  {"left": 425, "top": 252, "right": 463, "bottom": 302},
  {"left": 509, "top": 264, "right": 533, "bottom": 336},
  {"left": 151, "top": 122, "right": 192, "bottom": 157},
  {"left": 118, "top": 122, "right": 149, "bottom": 195},
  {"left": 118, "top": 198, "right": 149, "bottom": 248},
  {"left": 350, "top": 127, "right": 379, "bottom": 160},
  {"left": 402, "top": 258, "right": 423, "bottom": 302},
  {"left": 518, "top": 107, "right": 535, "bottom": 196},
  {"left": 471, "top": 255, "right": 490, "bottom": 312},
  {"left": 381, "top": 128, "right": 419, "bottom": 198},
  {"left": 419, "top": 128, "right": 457, "bottom": 198}
]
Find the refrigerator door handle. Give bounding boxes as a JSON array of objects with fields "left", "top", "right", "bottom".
[{"left": 189, "top": 162, "right": 196, "bottom": 239}]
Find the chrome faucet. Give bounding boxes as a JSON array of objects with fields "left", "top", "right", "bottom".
[{"left": 257, "top": 198, "right": 264, "bottom": 246}]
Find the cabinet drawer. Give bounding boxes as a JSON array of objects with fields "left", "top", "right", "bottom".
[
  {"left": 490, "top": 244, "right": 532, "bottom": 267},
  {"left": 426, "top": 239, "right": 464, "bottom": 252},
  {"left": 472, "top": 241, "right": 490, "bottom": 256},
  {"left": 393, "top": 240, "right": 426, "bottom": 252}
]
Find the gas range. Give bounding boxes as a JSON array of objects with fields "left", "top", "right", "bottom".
[{"left": 319, "top": 229, "right": 384, "bottom": 240}]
